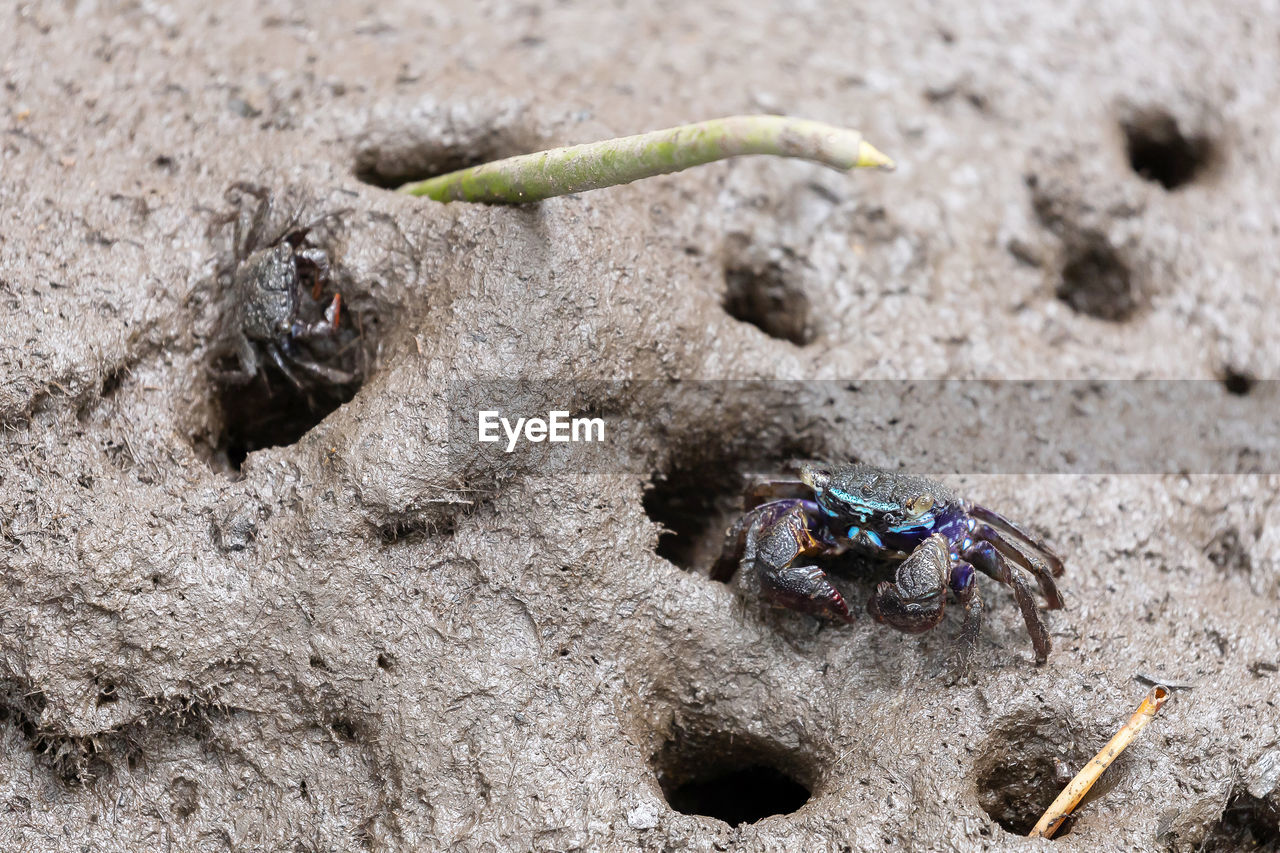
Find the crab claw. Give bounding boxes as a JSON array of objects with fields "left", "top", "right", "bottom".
[
  {"left": 762, "top": 565, "right": 852, "bottom": 622},
  {"left": 867, "top": 534, "right": 950, "bottom": 634}
]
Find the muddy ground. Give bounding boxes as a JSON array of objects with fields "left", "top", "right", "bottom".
[{"left": 2, "top": 1, "right": 1279, "bottom": 850}]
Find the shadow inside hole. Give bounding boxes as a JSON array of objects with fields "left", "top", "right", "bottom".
[
  {"left": 654, "top": 726, "right": 812, "bottom": 827},
  {"left": 1056, "top": 237, "right": 1138, "bottom": 322},
  {"left": 977, "top": 747, "right": 1076, "bottom": 837},
  {"left": 1222, "top": 368, "right": 1255, "bottom": 397},
  {"left": 644, "top": 447, "right": 780, "bottom": 574},
  {"left": 328, "top": 718, "right": 360, "bottom": 743},
  {"left": 1122, "top": 110, "right": 1214, "bottom": 191},
  {"left": 644, "top": 436, "right": 826, "bottom": 575},
  {"left": 974, "top": 713, "right": 1128, "bottom": 838},
  {"left": 723, "top": 262, "right": 816, "bottom": 346},
  {"left": 374, "top": 512, "right": 456, "bottom": 546},
  {"left": 214, "top": 369, "right": 358, "bottom": 470},
  {"left": 642, "top": 393, "right": 828, "bottom": 575},
  {"left": 354, "top": 147, "right": 497, "bottom": 190},
  {"left": 643, "top": 459, "right": 745, "bottom": 572},
  {"left": 1201, "top": 789, "right": 1280, "bottom": 852},
  {"left": 354, "top": 127, "right": 539, "bottom": 190}
]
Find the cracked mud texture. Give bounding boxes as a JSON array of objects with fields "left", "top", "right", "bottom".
[{"left": 2, "top": 1, "right": 1279, "bottom": 851}]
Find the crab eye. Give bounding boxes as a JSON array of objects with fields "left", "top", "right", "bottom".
[{"left": 906, "top": 495, "right": 934, "bottom": 517}]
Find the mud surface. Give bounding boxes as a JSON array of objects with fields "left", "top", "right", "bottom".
[{"left": 2, "top": 1, "right": 1279, "bottom": 850}]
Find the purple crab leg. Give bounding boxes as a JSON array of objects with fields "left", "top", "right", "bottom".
[
  {"left": 951, "top": 560, "right": 983, "bottom": 668},
  {"left": 963, "top": 539, "right": 1052, "bottom": 664},
  {"left": 973, "top": 522, "right": 1064, "bottom": 609},
  {"left": 968, "top": 503, "right": 1065, "bottom": 576}
]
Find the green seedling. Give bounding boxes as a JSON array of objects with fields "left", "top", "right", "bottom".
[{"left": 398, "top": 115, "right": 893, "bottom": 204}]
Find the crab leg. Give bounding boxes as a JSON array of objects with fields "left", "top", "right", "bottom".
[
  {"left": 963, "top": 539, "right": 1052, "bottom": 664},
  {"left": 743, "top": 479, "right": 812, "bottom": 511},
  {"left": 267, "top": 343, "right": 305, "bottom": 389},
  {"left": 968, "top": 504, "right": 1065, "bottom": 576},
  {"left": 288, "top": 355, "right": 355, "bottom": 385},
  {"left": 712, "top": 507, "right": 757, "bottom": 583},
  {"left": 974, "top": 522, "right": 1064, "bottom": 609},
  {"left": 210, "top": 334, "right": 260, "bottom": 386},
  {"left": 290, "top": 294, "right": 343, "bottom": 339},
  {"left": 226, "top": 182, "right": 271, "bottom": 259},
  {"left": 951, "top": 561, "right": 984, "bottom": 668},
  {"left": 295, "top": 247, "right": 331, "bottom": 300}
]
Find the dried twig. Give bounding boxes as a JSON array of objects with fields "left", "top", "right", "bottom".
[
  {"left": 1029, "top": 685, "right": 1170, "bottom": 839},
  {"left": 398, "top": 115, "right": 893, "bottom": 204}
]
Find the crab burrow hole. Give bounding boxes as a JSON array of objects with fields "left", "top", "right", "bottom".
[
  {"left": 1221, "top": 367, "right": 1255, "bottom": 397},
  {"left": 644, "top": 454, "right": 746, "bottom": 572},
  {"left": 653, "top": 721, "right": 813, "bottom": 827},
  {"left": 720, "top": 234, "right": 818, "bottom": 346},
  {"left": 644, "top": 427, "right": 820, "bottom": 574},
  {"left": 1121, "top": 109, "right": 1215, "bottom": 191},
  {"left": 722, "top": 258, "right": 817, "bottom": 346},
  {"left": 1201, "top": 788, "right": 1280, "bottom": 851},
  {"left": 353, "top": 107, "right": 540, "bottom": 190},
  {"left": 205, "top": 234, "right": 380, "bottom": 472},
  {"left": 974, "top": 711, "right": 1132, "bottom": 838},
  {"left": 1055, "top": 234, "right": 1139, "bottom": 322}
]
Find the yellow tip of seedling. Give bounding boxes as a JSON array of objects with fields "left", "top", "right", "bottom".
[{"left": 855, "top": 140, "right": 896, "bottom": 171}]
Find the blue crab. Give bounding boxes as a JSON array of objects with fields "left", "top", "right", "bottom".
[{"left": 712, "top": 462, "right": 1065, "bottom": 664}]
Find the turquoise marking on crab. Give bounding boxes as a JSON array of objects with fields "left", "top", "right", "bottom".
[
  {"left": 886, "top": 515, "right": 936, "bottom": 534},
  {"left": 826, "top": 488, "right": 900, "bottom": 519},
  {"left": 847, "top": 526, "right": 884, "bottom": 548}
]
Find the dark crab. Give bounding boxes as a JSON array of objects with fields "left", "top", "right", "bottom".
[
  {"left": 713, "top": 462, "right": 1065, "bottom": 664},
  {"left": 210, "top": 183, "right": 354, "bottom": 390}
]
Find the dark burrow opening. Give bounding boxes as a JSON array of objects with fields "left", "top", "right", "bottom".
[
  {"left": 643, "top": 455, "right": 747, "bottom": 572},
  {"left": 974, "top": 713, "right": 1128, "bottom": 838},
  {"left": 1222, "top": 368, "right": 1255, "bottom": 397},
  {"left": 1201, "top": 789, "right": 1280, "bottom": 851},
  {"left": 654, "top": 725, "right": 812, "bottom": 827},
  {"left": 643, "top": 403, "right": 828, "bottom": 578},
  {"left": 978, "top": 748, "right": 1073, "bottom": 836},
  {"left": 723, "top": 260, "right": 816, "bottom": 346},
  {"left": 214, "top": 373, "right": 360, "bottom": 471},
  {"left": 375, "top": 511, "right": 458, "bottom": 546},
  {"left": 354, "top": 144, "right": 501, "bottom": 190},
  {"left": 353, "top": 125, "right": 537, "bottom": 190},
  {"left": 1055, "top": 236, "right": 1139, "bottom": 322},
  {"left": 1122, "top": 110, "right": 1214, "bottom": 190},
  {"left": 644, "top": 447, "right": 813, "bottom": 575},
  {"left": 1, "top": 690, "right": 111, "bottom": 785}
]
